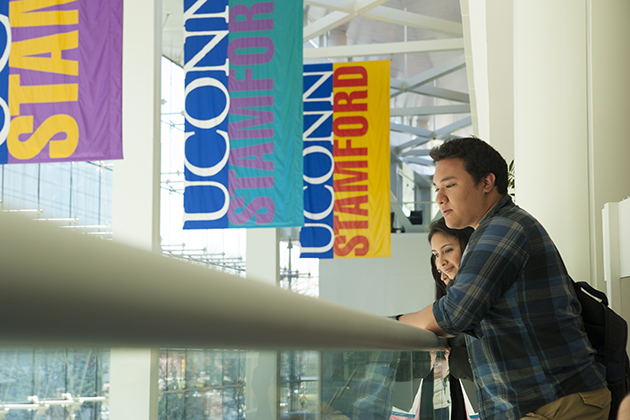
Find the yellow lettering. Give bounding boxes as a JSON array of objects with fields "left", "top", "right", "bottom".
[
  {"left": 9, "top": 74, "right": 78, "bottom": 116},
  {"left": 10, "top": 0, "right": 78, "bottom": 27},
  {"left": 8, "top": 114, "right": 79, "bottom": 159},
  {"left": 10, "top": 31, "right": 78, "bottom": 75}
]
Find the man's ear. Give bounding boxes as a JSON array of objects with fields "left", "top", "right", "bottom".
[{"left": 482, "top": 173, "right": 496, "bottom": 193}]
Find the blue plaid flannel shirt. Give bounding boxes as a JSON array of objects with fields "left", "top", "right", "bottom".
[{"left": 433, "top": 195, "right": 607, "bottom": 420}]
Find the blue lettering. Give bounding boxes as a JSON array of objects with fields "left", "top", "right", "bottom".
[
  {"left": 183, "top": 0, "right": 231, "bottom": 228},
  {"left": 301, "top": 64, "right": 335, "bottom": 257}
]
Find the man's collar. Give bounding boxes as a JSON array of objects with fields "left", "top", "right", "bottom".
[{"left": 477, "top": 194, "right": 511, "bottom": 228}]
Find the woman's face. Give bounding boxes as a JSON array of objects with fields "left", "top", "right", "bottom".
[{"left": 431, "top": 232, "right": 463, "bottom": 281}]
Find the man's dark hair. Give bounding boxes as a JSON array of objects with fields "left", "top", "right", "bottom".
[{"left": 430, "top": 136, "right": 509, "bottom": 195}]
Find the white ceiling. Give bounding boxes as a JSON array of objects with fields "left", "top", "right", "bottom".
[{"left": 161, "top": 0, "right": 471, "bottom": 184}]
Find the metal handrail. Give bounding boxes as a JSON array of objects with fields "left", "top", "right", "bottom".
[{"left": 0, "top": 211, "right": 443, "bottom": 351}]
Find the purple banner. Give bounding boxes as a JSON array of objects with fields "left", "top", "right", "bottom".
[{"left": 5, "top": 0, "right": 122, "bottom": 163}]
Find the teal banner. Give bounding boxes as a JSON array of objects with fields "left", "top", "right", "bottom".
[{"left": 183, "top": 0, "right": 303, "bottom": 229}]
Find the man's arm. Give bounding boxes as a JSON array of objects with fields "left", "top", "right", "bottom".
[{"left": 397, "top": 303, "right": 450, "bottom": 336}]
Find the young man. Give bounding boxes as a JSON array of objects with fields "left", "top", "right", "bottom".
[{"left": 399, "top": 137, "right": 610, "bottom": 420}]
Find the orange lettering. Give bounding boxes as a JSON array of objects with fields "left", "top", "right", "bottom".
[{"left": 334, "top": 235, "right": 369, "bottom": 257}]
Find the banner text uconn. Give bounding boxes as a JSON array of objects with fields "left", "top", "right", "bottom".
[{"left": 183, "top": 0, "right": 279, "bottom": 228}]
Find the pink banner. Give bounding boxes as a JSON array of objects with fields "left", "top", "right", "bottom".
[{"left": 6, "top": 0, "right": 122, "bottom": 163}]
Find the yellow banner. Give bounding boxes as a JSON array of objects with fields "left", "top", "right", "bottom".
[{"left": 332, "top": 61, "right": 390, "bottom": 258}]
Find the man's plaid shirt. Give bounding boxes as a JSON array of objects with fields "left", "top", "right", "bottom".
[{"left": 433, "top": 195, "right": 607, "bottom": 420}]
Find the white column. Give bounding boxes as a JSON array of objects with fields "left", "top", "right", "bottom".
[
  {"left": 460, "top": 0, "right": 514, "bottom": 163},
  {"left": 512, "top": 0, "right": 630, "bottom": 288},
  {"left": 513, "top": 1, "right": 591, "bottom": 281},
  {"left": 460, "top": 0, "right": 489, "bottom": 140},
  {"left": 246, "top": 229, "right": 280, "bottom": 286},
  {"left": 246, "top": 229, "right": 279, "bottom": 420},
  {"left": 110, "top": 0, "right": 162, "bottom": 418},
  {"left": 109, "top": 349, "right": 160, "bottom": 420},
  {"left": 484, "top": 0, "right": 514, "bottom": 163}
]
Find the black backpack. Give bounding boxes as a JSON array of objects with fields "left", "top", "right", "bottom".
[{"left": 572, "top": 281, "right": 630, "bottom": 419}]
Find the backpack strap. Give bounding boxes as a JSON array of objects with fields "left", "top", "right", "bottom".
[{"left": 575, "top": 281, "right": 609, "bottom": 307}]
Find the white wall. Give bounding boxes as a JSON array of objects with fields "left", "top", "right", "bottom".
[
  {"left": 319, "top": 233, "right": 434, "bottom": 316},
  {"left": 588, "top": 0, "right": 630, "bottom": 290},
  {"left": 603, "top": 199, "right": 630, "bottom": 355},
  {"left": 513, "top": 1, "right": 592, "bottom": 283},
  {"left": 473, "top": 0, "right": 630, "bottom": 291}
]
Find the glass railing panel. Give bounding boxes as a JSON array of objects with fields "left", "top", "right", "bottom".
[
  {"left": 0, "top": 347, "right": 476, "bottom": 420},
  {"left": 280, "top": 351, "right": 320, "bottom": 416},
  {"left": 158, "top": 349, "right": 246, "bottom": 420},
  {"left": 0, "top": 348, "right": 108, "bottom": 419},
  {"left": 152, "top": 349, "right": 478, "bottom": 420}
]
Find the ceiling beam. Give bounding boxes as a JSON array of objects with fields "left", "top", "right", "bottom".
[
  {"left": 304, "top": 38, "right": 464, "bottom": 59},
  {"left": 401, "top": 156, "right": 434, "bottom": 166},
  {"left": 390, "top": 122, "right": 433, "bottom": 138},
  {"left": 354, "top": 0, "right": 391, "bottom": 14},
  {"left": 304, "top": 0, "right": 389, "bottom": 42},
  {"left": 362, "top": 7, "right": 463, "bottom": 36},
  {"left": 434, "top": 116, "right": 473, "bottom": 137},
  {"left": 391, "top": 84, "right": 470, "bottom": 103},
  {"left": 304, "top": 11, "right": 353, "bottom": 42},
  {"left": 390, "top": 78, "right": 405, "bottom": 91},
  {"left": 391, "top": 55, "right": 466, "bottom": 98},
  {"left": 400, "top": 148, "right": 431, "bottom": 157},
  {"left": 409, "top": 86, "right": 469, "bottom": 103},
  {"left": 305, "top": 0, "right": 355, "bottom": 10},
  {"left": 394, "top": 137, "right": 432, "bottom": 153},
  {"left": 305, "top": 1, "right": 463, "bottom": 36},
  {"left": 391, "top": 104, "right": 471, "bottom": 117}
]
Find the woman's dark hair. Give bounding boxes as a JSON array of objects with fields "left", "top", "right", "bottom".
[{"left": 428, "top": 218, "right": 474, "bottom": 300}]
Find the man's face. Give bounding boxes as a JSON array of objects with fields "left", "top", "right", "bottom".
[{"left": 433, "top": 158, "right": 487, "bottom": 229}]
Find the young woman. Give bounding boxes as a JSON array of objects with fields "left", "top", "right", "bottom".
[
  {"left": 429, "top": 218, "right": 473, "bottom": 300},
  {"left": 419, "top": 218, "right": 474, "bottom": 420}
]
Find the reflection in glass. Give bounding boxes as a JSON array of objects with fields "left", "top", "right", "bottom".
[
  {"left": 0, "top": 348, "right": 108, "bottom": 419},
  {"left": 279, "top": 351, "right": 319, "bottom": 416},
  {"left": 156, "top": 349, "right": 477, "bottom": 420},
  {"left": 159, "top": 349, "right": 246, "bottom": 420}
]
